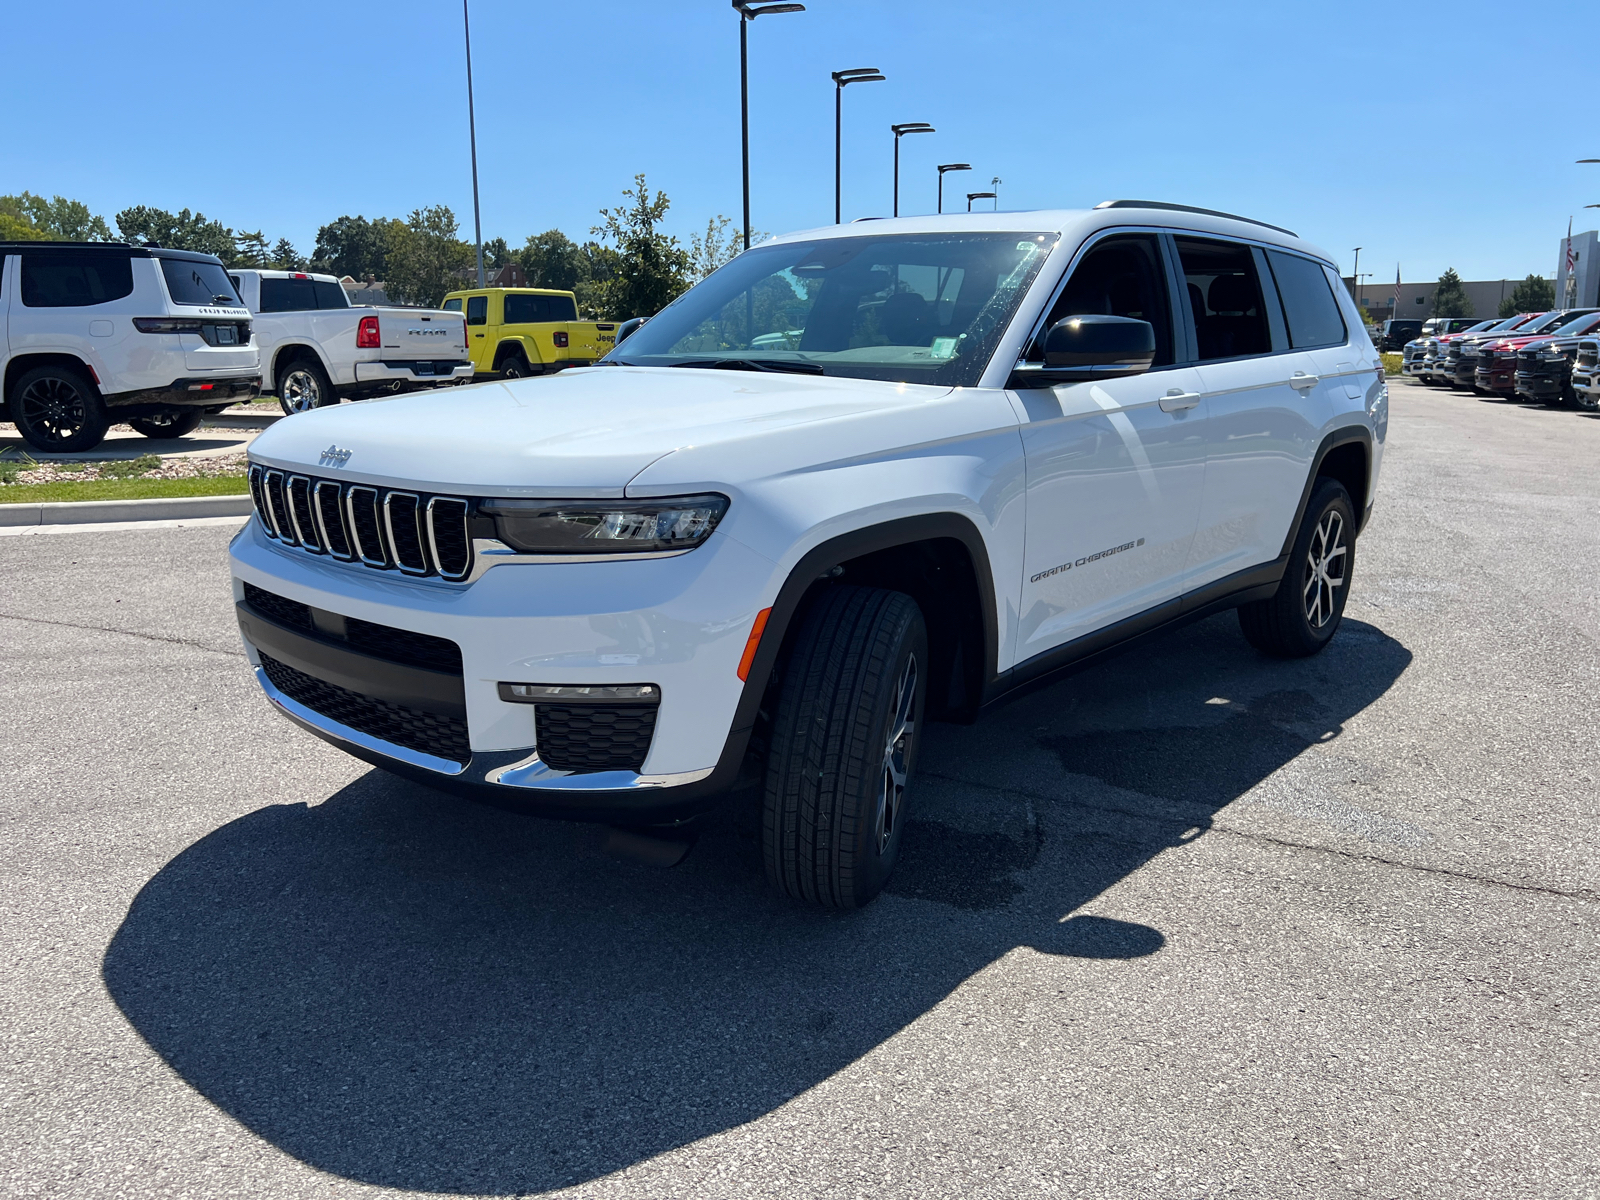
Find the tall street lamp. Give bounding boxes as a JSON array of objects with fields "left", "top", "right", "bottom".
[
  {"left": 833, "top": 69, "right": 885, "bottom": 225},
  {"left": 462, "top": 0, "right": 484, "bottom": 287},
  {"left": 891, "top": 123, "right": 934, "bottom": 217},
  {"left": 1350, "top": 247, "right": 1362, "bottom": 307},
  {"left": 990, "top": 176, "right": 1002, "bottom": 209},
  {"left": 966, "top": 191, "right": 996, "bottom": 212},
  {"left": 937, "top": 163, "right": 970, "bottom": 215},
  {"left": 734, "top": 2, "right": 805, "bottom": 251}
]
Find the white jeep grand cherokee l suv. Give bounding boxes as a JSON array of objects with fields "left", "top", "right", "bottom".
[
  {"left": 2, "top": 241, "right": 259, "bottom": 451},
  {"left": 231, "top": 202, "right": 1387, "bottom": 908}
]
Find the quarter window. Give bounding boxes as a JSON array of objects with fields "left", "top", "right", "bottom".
[
  {"left": 1266, "top": 250, "right": 1347, "bottom": 348},
  {"left": 21, "top": 253, "right": 135, "bottom": 307},
  {"left": 1174, "top": 238, "right": 1272, "bottom": 360}
]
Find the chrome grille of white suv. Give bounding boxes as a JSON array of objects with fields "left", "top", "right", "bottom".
[{"left": 248, "top": 464, "right": 473, "bottom": 581}]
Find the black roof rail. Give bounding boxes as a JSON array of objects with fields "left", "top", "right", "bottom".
[
  {"left": 0, "top": 240, "right": 135, "bottom": 250},
  {"left": 1093, "top": 200, "right": 1297, "bottom": 238}
]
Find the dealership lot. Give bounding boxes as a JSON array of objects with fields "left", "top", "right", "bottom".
[{"left": 1, "top": 379, "right": 1595, "bottom": 1199}]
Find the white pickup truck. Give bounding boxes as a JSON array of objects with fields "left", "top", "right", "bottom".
[{"left": 228, "top": 270, "right": 473, "bottom": 415}]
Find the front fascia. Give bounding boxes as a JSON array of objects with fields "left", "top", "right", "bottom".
[{"left": 231, "top": 519, "right": 777, "bottom": 777}]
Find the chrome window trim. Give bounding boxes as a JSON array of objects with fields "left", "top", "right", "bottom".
[
  {"left": 382, "top": 491, "right": 430, "bottom": 576},
  {"left": 345, "top": 485, "right": 390, "bottom": 568}
]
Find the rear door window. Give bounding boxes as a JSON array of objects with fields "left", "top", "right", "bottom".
[
  {"left": 313, "top": 280, "right": 349, "bottom": 310},
  {"left": 1174, "top": 238, "right": 1272, "bottom": 360},
  {"left": 1265, "top": 251, "right": 1347, "bottom": 348},
  {"left": 21, "top": 253, "right": 135, "bottom": 307},
  {"left": 466, "top": 295, "right": 488, "bottom": 326},
  {"left": 260, "top": 277, "right": 317, "bottom": 313}
]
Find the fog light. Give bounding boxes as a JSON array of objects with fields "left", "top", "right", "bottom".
[{"left": 498, "top": 683, "right": 658, "bottom": 704}]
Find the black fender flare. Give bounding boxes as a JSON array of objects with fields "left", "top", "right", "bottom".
[{"left": 1280, "top": 425, "right": 1375, "bottom": 555}]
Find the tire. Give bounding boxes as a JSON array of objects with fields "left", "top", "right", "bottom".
[
  {"left": 1238, "top": 478, "right": 1356, "bottom": 659},
  {"left": 277, "top": 358, "right": 337, "bottom": 415},
  {"left": 128, "top": 409, "right": 204, "bottom": 439},
  {"left": 498, "top": 352, "right": 534, "bottom": 380},
  {"left": 10, "top": 365, "right": 111, "bottom": 453},
  {"left": 762, "top": 585, "right": 928, "bottom": 909}
]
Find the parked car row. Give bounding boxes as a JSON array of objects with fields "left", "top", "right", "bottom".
[
  {"left": 0, "top": 240, "right": 620, "bottom": 453},
  {"left": 1399, "top": 308, "right": 1600, "bottom": 405}
]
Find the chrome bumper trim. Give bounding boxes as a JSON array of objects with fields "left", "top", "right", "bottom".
[
  {"left": 255, "top": 665, "right": 468, "bottom": 777},
  {"left": 485, "top": 751, "right": 714, "bottom": 791}
]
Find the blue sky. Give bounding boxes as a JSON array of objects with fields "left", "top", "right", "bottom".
[{"left": 5, "top": 0, "right": 1597, "bottom": 287}]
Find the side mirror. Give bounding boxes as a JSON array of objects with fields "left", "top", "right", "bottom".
[{"left": 1010, "top": 314, "right": 1156, "bottom": 387}]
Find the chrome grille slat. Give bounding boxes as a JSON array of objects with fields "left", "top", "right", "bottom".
[
  {"left": 249, "top": 469, "right": 475, "bottom": 582},
  {"left": 383, "top": 492, "right": 429, "bottom": 575}
]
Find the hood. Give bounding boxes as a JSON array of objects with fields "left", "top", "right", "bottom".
[{"left": 246, "top": 366, "right": 952, "bottom": 497}]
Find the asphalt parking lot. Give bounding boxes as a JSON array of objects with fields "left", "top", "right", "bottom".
[{"left": 2, "top": 378, "right": 1596, "bottom": 1200}]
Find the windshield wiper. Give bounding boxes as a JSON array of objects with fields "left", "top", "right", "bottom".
[{"left": 669, "top": 358, "right": 825, "bottom": 376}]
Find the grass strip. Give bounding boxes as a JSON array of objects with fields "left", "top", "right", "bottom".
[
  {"left": 0, "top": 475, "right": 250, "bottom": 505},
  {"left": 1382, "top": 352, "right": 1403, "bottom": 376}
]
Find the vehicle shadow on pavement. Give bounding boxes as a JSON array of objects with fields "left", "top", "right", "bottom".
[{"left": 102, "top": 614, "right": 1410, "bottom": 1195}]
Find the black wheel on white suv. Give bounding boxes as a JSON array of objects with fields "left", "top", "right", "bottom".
[
  {"left": 11, "top": 365, "right": 111, "bottom": 453},
  {"left": 1238, "top": 477, "right": 1355, "bottom": 658},
  {"left": 762, "top": 585, "right": 928, "bottom": 909},
  {"left": 128, "top": 409, "right": 204, "bottom": 439},
  {"left": 278, "top": 358, "right": 336, "bottom": 415}
]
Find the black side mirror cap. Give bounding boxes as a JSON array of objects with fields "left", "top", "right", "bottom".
[{"left": 1010, "top": 314, "right": 1156, "bottom": 388}]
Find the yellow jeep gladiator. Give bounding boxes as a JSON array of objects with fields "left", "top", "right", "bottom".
[{"left": 441, "top": 287, "right": 617, "bottom": 378}]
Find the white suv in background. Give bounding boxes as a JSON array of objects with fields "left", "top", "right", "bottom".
[
  {"left": 1, "top": 241, "right": 259, "bottom": 451},
  {"left": 228, "top": 269, "right": 472, "bottom": 416},
  {"left": 232, "top": 201, "right": 1386, "bottom": 908}
]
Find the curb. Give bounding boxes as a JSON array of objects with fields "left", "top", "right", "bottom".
[
  {"left": 202, "top": 411, "right": 282, "bottom": 429},
  {"left": 0, "top": 493, "right": 254, "bottom": 528}
]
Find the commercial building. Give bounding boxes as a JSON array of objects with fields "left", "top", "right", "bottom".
[
  {"left": 1554, "top": 230, "right": 1599, "bottom": 309},
  {"left": 1341, "top": 277, "right": 1529, "bottom": 322}
]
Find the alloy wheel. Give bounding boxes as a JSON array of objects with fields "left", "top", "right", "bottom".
[
  {"left": 1302, "top": 510, "right": 1348, "bottom": 629},
  {"left": 280, "top": 369, "right": 322, "bottom": 413},
  {"left": 18, "top": 376, "right": 90, "bottom": 445},
  {"left": 875, "top": 654, "right": 918, "bottom": 853}
]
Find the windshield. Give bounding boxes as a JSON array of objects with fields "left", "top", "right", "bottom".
[
  {"left": 1552, "top": 313, "right": 1600, "bottom": 336},
  {"left": 160, "top": 257, "right": 243, "bottom": 307},
  {"left": 603, "top": 232, "right": 1058, "bottom": 387}
]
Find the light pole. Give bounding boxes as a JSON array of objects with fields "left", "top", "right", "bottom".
[
  {"left": 966, "top": 191, "right": 996, "bottom": 212},
  {"left": 832, "top": 68, "right": 885, "bottom": 224},
  {"left": 990, "top": 176, "right": 1002, "bottom": 209},
  {"left": 462, "top": 0, "right": 484, "bottom": 287},
  {"left": 891, "top": 123, "right": 934, "bottom": 217},
  {"left": 937, "top": 163, "right": 971, "bottom": 215},
  {"left": 1356, "top": 273, "right": 1372, "bottom": 322},
  {"left": 734, "top": 2, "right": 805, "bottom": 251},
  {"left": 1350, "top": 247, "right": 1361, "bottom": 308}
]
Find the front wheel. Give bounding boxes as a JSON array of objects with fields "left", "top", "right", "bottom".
[
  {"left": 128, "top": 409, "right": 204, "bottom": 439},
  {"left": 277, "top": 359, "right": 337, "bottom": 415},
  {"left": 762, "top": 586, "right": 928, "bottom": 909},
  {"left": 1238, "top": 478, "right": 1356, "bottom": 658}
]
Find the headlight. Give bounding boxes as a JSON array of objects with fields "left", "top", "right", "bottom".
[{"left": 480, "top": 494, "right": 729, "bottom": 555}]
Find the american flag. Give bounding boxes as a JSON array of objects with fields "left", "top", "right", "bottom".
[
  {"left": 1392, "top": 265, "right": 1401, "bottom": 310},
  {"left": 1566, "top": 217, "right": 1576, "bottom": 275}
]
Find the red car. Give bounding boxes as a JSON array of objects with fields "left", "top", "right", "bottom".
[{"left": 1474, "top": 310, "right": 1600, "bottom": 396}]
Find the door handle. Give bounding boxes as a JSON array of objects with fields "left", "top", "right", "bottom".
[
  {"left": 1289, "top": 372, "right": 1319, "bottom": 391},
  {"left": 1159, "top": 388, "right": 1201, "bottom": 412},
  {"left": 474, "top": 333, "right": 485, "bottom": 338}
]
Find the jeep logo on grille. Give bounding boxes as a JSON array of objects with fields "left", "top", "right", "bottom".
[{"left": 319, "top": 445, "right": 352, "bottom": 467}]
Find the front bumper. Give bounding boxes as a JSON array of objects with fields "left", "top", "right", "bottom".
[
  {"left": 1514, "top": 371, "right": 1564, "bottom": 398},
  {"left": 229, "top": 515, "right": 775, "bottom": 821},
  {"left": 354, "top": 360, "right": 475, "bottom": 385},
  {"left": 1474, "top": 364, "right": 1516, "bottom": 392}
]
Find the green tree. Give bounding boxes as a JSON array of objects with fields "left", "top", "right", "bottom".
[
  {"left": 575, "top": 241, "right": 621, "bottom": 319},
  {"left": 519, "top": 229, "right": 587, "bottom": 292},
  {"left": 1498, "top": 273, "right": 1555, "bottom": 318},
  {"left": 385, "top": 205, "right": 473, "bottom": 307},
  {"left": 271, "top": 238, "right": 307, "bottom": 271},
  {"left": 590, "top": 174, "right": 691, "bottom": 320},
  {"left": 481, "top": 236, "right": 511, "bottom": 271},
  {"left": 0, "top": 211, "right": 46, "bottom": 240},
  {"left": 1431, "top": 268, "right": 1474, "bottom": 318},
  {"left": 687, "top": 215, "right": 766, "bottom": 282},
  {"left": 312, "top": 215, "right": 403, "bottom": 280},
  {"left": 1, "top": 192, "right": 113, "bottom": 241},
  {"left": 233, "top": 230, "right": 271, "bottom": 267},
  {"left": 115, "top": 205, "right": 237, "bottom": 260}
]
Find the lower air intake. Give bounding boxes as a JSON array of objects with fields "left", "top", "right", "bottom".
[
  {"left": 260, "top": 652, "right": 470, "bottom": 764},
  {"left": 535, "top": 703, "right": 659, "bottom": 773}
]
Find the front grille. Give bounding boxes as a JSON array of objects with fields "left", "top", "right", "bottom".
[
  {"left": 243, "top": 582, "right": 462, "bottom": 675},
  {"left": 249, "top": 465, "right": 474, "bottom": 581},
  {"left": 536, "top": 703, "right": 658, "bottom": 773},
  {"left": 260, "top": 652, "right": 470, "bottom": 764},
  {"left": 1517, "top": 349, "right": 1539, "bottom": 368},
  {"left": 1577, "top": 343, "right": 1599, "bottom": 368}
]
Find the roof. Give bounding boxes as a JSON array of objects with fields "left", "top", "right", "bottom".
[{"left": 0, "top": 241, "right": 227, "bottom": 264}]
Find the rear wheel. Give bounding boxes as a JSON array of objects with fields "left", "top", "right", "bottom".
[
  {"left": 277, "top": 358, "right": 336, "bottom": 415},
  {"left": 128, "top": 409, "right": 204, "bottom": 439},
  {"left": 762, "top": 586, "right": 927, "bottom": 909},
  {"left": 1238, "top": 478, "right": 1356, "bottom": 659},
  {"left": 498, "top": 352, "right": 534, "bottom": 379},
  {"left": 11, "top": 365, "right": 110, "bottom": 453}
]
